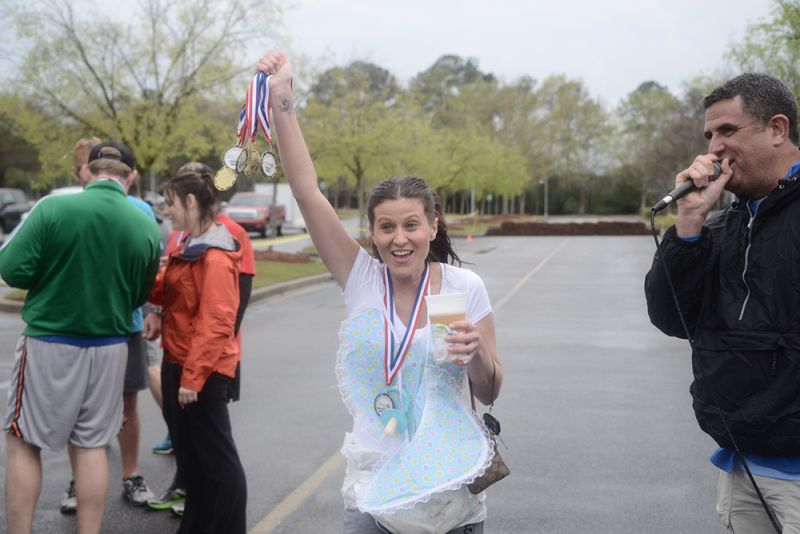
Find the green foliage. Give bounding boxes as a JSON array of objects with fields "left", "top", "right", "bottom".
[
  {"left": 409, "top": 55, "right": 496, "bottom": 112},
  {"left": 6, "top": 0, "right": 283, "bottom": 188},
  {"left": 728, "top": 0, "right": 800, "bottom": 95},
  {"left": 252, "top": 259, "right": 329, "bottom": 288},
  {"left": 302, "top": 62, "right": 406, "bottom": 220},
  {"left": 613, "top": 79, "right": 709, "bottom": 211},
  {"left": 1, "top": 6, "right": 785, "bottom": 214}
]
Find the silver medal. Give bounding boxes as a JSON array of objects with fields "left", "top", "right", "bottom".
[{"left": 261, "top": 151, "right": 277, "bottom": 177}]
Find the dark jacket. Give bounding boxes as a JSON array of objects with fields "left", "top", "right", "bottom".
[{"left": 645, "top": 173, "right": 800, "bottom": 455}]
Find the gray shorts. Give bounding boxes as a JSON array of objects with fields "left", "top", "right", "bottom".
[
  {"left": 4, "top": 336, "right": 126, "bottom": 450},
  {"left": 124, "top": 332, "right": 148, "bottom": 393},
  {"left": 716, "top": 469, "right": 800, "bottom": 533}
]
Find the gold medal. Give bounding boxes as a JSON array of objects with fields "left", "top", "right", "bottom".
[
  {"left": 243, "top": 141, "right": 260, "bottom": 177},
  {"left": 214, "top": 167, "right": 238, "bottom": 191},
  {"left": 261, "top": 151, "right": 277, "bottom": 178}
]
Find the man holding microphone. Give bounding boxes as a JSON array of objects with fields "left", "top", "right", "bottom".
[{"left": 645, "top": 73, "right": 800, "bottom": 533}]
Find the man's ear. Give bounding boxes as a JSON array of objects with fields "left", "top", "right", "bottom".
[
  {"left": 769, "top": 114, "right": 791, "bottom": 146},
  {"left": 126, "top": 169, "right": 139, "bottom": 191},
  {"left": 78, "top": 165, "right": 93, "bottom": 187}
]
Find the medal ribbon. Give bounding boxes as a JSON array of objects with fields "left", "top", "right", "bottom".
[
  {"left": 383, "top": 263, "right": 430, "bottom": 385},
  {"left": 256, "top": 73, "right": 272, "bottom": 144},
  {"left": 236, "top": 73, "right": 272, "bottom": 145}
]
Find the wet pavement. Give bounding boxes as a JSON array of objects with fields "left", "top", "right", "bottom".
[{"left": 0, "top": 235, "right": 722, "bottom": 533}]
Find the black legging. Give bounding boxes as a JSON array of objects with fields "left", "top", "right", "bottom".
[{"left": 162, "top": 362, "right": 247, "bottom": 534}]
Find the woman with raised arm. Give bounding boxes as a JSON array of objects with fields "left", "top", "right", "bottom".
[{"left": 260, "top": 51, "right": 503, "bottom": 534}]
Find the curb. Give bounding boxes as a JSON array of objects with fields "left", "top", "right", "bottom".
[
  {"left": 0, "top": 273, "right": 335, "bottom": 315},
  {"left": 247, "top": 272, "right": 334, "bottom": 304}
]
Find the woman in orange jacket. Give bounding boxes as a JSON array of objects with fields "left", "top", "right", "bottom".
[{"left": 149, "top": 168, "right": 247, "bottom": 534}]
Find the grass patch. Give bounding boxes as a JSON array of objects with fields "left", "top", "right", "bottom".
[
  {"left": 253, "top": 259, "right": 328, "bottom": 289},
  {"left": 2, "top": 261, "right": 329, "bottom": 303},
  {"left": 335, "top": 208, "right": 360, "bottom": 219}
]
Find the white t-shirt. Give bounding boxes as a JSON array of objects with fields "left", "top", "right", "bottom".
[{"left": 344, "top": 248, "right": 492, "bottom": 324}]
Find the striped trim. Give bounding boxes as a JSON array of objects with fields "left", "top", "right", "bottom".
[{"left": 9, "top": 337, "right": 28, "bottom": 439}]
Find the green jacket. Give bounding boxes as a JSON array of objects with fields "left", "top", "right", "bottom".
[{"left": 0, "top": 180, "right": 161, "bottom": 337}]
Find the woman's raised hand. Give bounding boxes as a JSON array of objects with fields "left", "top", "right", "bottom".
[{"left": 257, "top": 50, "right": 293, "bottom": 93}]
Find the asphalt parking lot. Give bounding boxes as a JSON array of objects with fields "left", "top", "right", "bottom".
[{"left": 0, "top": 235, "right": 723, "bottom": 533}]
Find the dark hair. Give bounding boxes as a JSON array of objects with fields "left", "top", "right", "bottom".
[
  {"left": 367, "top": 176, "right": 461, "bottom": 266},
  {"left": 704, "top": 73, "right": 799, "bottom": 145},
  {"left": 161, "top": 168, "right": 217, "bottom": 225}
]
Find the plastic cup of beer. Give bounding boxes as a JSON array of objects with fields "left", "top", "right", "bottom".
[{"left": 426, "top": 293, "right": 467, "bottom": 364}]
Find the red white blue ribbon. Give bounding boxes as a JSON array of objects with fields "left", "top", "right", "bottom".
[
  {"left": 256, "top": 73, "right": 272, "bottom": 144},
  {"left": 383, "top": 263, "right": 430, "bottom": 385},
  {"left": 236, "top": 73, "right": 271, "bottom": 144}
]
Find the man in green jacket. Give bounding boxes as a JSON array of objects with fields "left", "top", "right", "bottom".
[{"left": 0, "top": 141, "right": 161, "bottom": 534}]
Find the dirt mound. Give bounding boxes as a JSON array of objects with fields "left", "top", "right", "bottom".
[{"left": 485, "top": 220, "right": 651, "bottom": 236}]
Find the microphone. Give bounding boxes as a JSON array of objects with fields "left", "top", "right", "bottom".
[{"left": 652, "top": 162, "right": 723, "bottom": 212}]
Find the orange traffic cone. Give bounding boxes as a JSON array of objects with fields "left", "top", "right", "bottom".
[{"left": 466, "top": 234, "right": 473, "bottom": 242}]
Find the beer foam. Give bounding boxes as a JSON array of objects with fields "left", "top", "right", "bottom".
[{"left": 426, "top": 293, "right": 467, "bottom": 317}]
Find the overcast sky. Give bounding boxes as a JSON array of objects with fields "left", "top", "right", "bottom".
[
  {"left": 282, "top": 0, "right": 776, "bottom": 106},
  {"left": 9, "top": 0, "right": 777, "bottom": 108}
]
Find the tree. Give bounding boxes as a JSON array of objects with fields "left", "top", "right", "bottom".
[
  {"left": 615, "top": 81, "right": 684, "bottom": 210},
  {"left": 409, "top": 55, "right": 496, "bottom": 112},
  {"left": 728, "top": 0, "right": 800, "bottom": 95},
  {"left": 302, "top": 62, "right": 405, "bottom": 227},
  {"left": 0, "top": 95, "right": 44, "bottom": 190},
  {"left": 6, "top": 0, "right": 283, "bottom": 187},
  {"left": 615, "top": 80, "right": 710, "bottom": 211},
  {"left": 535, "top": 75, "right": 612, "bottom": 214}
]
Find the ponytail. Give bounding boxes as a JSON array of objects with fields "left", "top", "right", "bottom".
[{"left": 429, "top": 193, "right": 461, "bottom": 266}]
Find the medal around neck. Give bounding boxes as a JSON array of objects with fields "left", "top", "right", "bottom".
[
  {"left": 373, "top": 387, "right": 410, "bottom": 437},
  {"left": 261, "top": 151, "right": 277, "bottom": 178},
  {"left": 214, "top": 167, "right": 238, "bottom": 191}
]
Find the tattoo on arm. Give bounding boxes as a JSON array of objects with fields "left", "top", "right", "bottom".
[{"left": 279, "top": 97, "right": 293, "bottom": 113}]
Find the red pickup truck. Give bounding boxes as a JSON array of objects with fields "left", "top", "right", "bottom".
[{"left": 222, "top": 192, "right": 286, "bottom": 237}]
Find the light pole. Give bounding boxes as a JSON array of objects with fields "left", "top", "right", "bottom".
[{"left": 539, "top": 176, "right": 549, "bottom": 218}]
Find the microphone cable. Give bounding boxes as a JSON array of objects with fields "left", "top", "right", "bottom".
[{"left": 649, "top": 210, "right": 782, "bottom": 534}]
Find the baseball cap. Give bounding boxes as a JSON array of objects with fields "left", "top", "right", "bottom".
[{"left": 88, "top": 141, "right": 137, "bottom": 170}]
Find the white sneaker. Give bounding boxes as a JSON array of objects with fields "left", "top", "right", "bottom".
[
  {"left": 60, "top": 480, "right": 77, "bottom": 514},
  {"left": 122, "top": 475, "right": 154, "bottom": 506},
  {"left": 171, "top": 501, "right": 184, "bottom": 516}
]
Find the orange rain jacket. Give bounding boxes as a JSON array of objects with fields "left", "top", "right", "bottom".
[{"left": 150, "top": 223, "right": 242, "bottom": 392}]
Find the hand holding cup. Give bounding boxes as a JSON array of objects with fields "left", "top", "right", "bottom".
[{"left": 426, "top": 293, "right": 475, "bottom": 365}]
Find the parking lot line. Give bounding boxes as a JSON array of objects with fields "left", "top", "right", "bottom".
[
  {"left": 250, "top": 233, "right": 311, "bottom": 247},
  {"left": 249, "top": 452, "right": 343, "bottom": 534},
  {"left": 248, "top": 237, "right": 570, "bottom": 533},
  {"left": 493, "top": 238, "right": 570, "bottom": 312}
]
